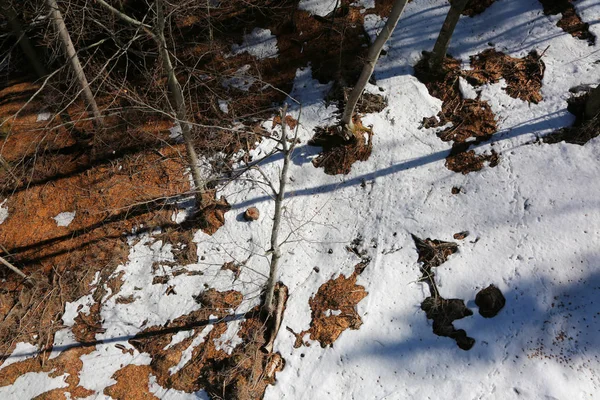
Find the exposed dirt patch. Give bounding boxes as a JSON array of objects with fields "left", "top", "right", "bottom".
[
  {"left": 129, "top": 288, "right": 285, "bottom": 399},
  {"left": 412, "top": 234, "right": 475, "bottom": 350},
  {"left": 291, "top": 262, "right": 369, "bottom": 348},
  {"left": 309, "top": 123, "right": 373, "bottom": 175},
  {"left": 455, "top": 0, "right": 497, "bottom": 16},
  {"left": 446, "top": 147, "right": 499, "bottom": 174},
  {"left": 538, "top": 0, "right": 595, "bottom": 45},
  {"left": 466, "top": 49, "right": 545, "bottom": 104},
  {"left": 544, "top": 91, "right": 600, "bottom": 145},
  {"left": 104, "top": 365, "right": 156, "bottom": 400}
]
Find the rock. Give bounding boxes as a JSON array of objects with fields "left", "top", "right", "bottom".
[
  {"left": 475, "top": 284, "right": 506, "bottom": 318},
  {"left": 244, "top": 207, "right": 260, "bottom": 221}
]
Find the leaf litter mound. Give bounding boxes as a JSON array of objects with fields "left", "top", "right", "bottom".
[
  {"left": 538, "top": 0, "right": 596, "bottom": 45},
  {"left": 290, "top": 261, "right": 369, "bottom": 348},
  {"left": 544, "top": 90, "right": 600, "bottom": 145},
  {"left": 415, "top": 48, "right": 546, "bottom": 173}
]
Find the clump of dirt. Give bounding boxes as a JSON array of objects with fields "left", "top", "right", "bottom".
[
  {"left": 475, "top": 284, "right": 506, "bottom": 318},
  {"left": 446, "top": 147, "right": 499, "bottom": 174},
  {"left": 538, "top": 0, "right": 595, "bottom": 45},
  {"left": 466, "top": 49, "right": 545, "bottom": 104},
  {"left": 544, "top": 91, "right": 600, "bottom": 145},
  {"left": 310, "top": 123, "right": 373, "bottom": 175},
  {"left": 455, "top": 0, "right": 496, "bottom": 16},
  {"left": 412, "top": 234, "right": 476, "bottom": 350},
  {"left": 130, "top": 288, "right": 285, "bottom": 399},
  {"left": 291, "top": 262, "right": 369, "bottom": 348}
]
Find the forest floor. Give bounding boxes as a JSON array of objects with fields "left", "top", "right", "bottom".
[{"left": 0, "top": 0, "right": 599, "bottom": 399}]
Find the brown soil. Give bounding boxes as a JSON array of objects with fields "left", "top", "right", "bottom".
[
  {"left": 466, "top": 49, "right": 545, "bottom": 104},
  {"left": 129, "top": 288, "right": 285, "bottom": 400},
  {"left": 455, "top": 0, "right": 497, "bottom": 17},
  {"left": 538, "top": 0, "right": 596, "bottom": 45},
  {"left": 291, "top": 262, "right": 368, "bottom": 348},
  {"left": 310, "top": 123, "right": 373, "bottom": 175},
  {"left": 446, "top": 147, "right": 499, "bottom": 174},
  {"left": 544, "top": 91, "right": 600, "bottom": 145},
  {"left": 412, "top": 235, "right": 475, "bottom": 350}
]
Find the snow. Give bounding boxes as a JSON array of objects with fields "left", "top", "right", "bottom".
[
  {"left": 0, "top": 199, "right": 7, "bottom": 224},
  {"left": 169, "top": 323, "right": 214, "bottom": 375},
  {"left": 53, "top": 211, "right": 76, "bottom": 227},
  {"left": 169, "top": 122, "right": 184, "bottom": 143},
  {"left": 0, "top": 371, "right": 68, "bottom": 398},
  {"left": 3, "top": 0, "right": 599, "bottom": 398},
  {"left": 0, "top": 342, "right": 39, "bottom": 370},
  {"left": 231, "top": 28, "right": 278, "bottom": 59},
  {"left": 218, "top": 99, "right": 229, "bottom": 114},
  {"left": 149, "top": 375, "right": 210, "bottom": 399},
  {"left": 36, "top": 112, "right": 52, "bottom": 122},
  {"left": 298, "top": 0, "right": 338, "bottom": 16},
  {"left": 222, "top": 65, "right": 257, "bottom": 92}
]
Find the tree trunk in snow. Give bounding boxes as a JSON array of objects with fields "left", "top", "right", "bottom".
[
  {"left": 155, "top": 0, "right": 205, "bottom": 208},
  {"left": 263, "top": 106, "right": 294, "bottom": 316},
  {"left": 428, "top": 0, "right": 469, "bottom": 73},
  {"left": 0, "top": 1, "right": 47, "bottom": 77},
  {"left": 46, "top": 0, "right": 103, "bottom": 127},
  {"left": 340, "top": 0, "right": 409, "bottom": 134},
  {"left": 584, "top": 84, "right": 600, "bottom": 119}
]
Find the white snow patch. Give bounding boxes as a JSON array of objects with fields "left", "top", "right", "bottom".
[
  {"left": 351, "top": 0, "right": 375, "bottom": 11},
  {"left": 213, "top": 318, "right": 244, "bottom": 355},
  {"left": 169, "top": 122, "right": 183, "bottom": 143},
  {"left": 0, "top": 199, "right": 8, "bottom": 224},
  {"left": 163, "top": 329, "right": 194, "bottom": 350},
  {"left": 0, "top": 342, "right": 39, "bottom": 370},
  {"left": 0, "top": 372, "right": 68, "bottom": 398},
  {"left": 53, "top": 211, "right": 76, "bottom": 227},
  {"left": 36, "top": 112, "right": 52, "bottom": 122},
  {"left": 222, "top": 65, "right": 256, "bottom": 92},
  {"left": 298, "top": 0, "right": 338, "bottom": 16},
  {"left": 324, "top": 309, "right": 342, "bottom": 317},
  {"left": 218, "top": 99, "right": 229, "bottom": 114},
  {"left": 231, "top": 28, "right": 278, "bottom": 59},
  {"left": 458, "top": 76, "right": 478, "bottom": 99}
]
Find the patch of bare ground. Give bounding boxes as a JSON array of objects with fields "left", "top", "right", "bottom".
[
  {"left": 415, "top": 54, "right": 499, "bottom": 174},
  {"left": 465, "top": 49, "right": 545, "bottom": 104},
  {"left": 128, "top": 288, "right": 285, "bottom": 399},
  {"left": 538, "top": 0, "right": 596, "bottom": 45},
  {"left": 290, "top": 262, "right": 368, "bottom": 348},
  {"left": 412, "top": 235, "right": 475, "bottom": 350},
  {"left": 446, "top": 145, "right": 499, "bottom": 174},
  {"left": 309, "top": 123, "right": 373, "bottom": 175},
  {"left": 544, "top": 91, "right": 600, "bottom": 145}
]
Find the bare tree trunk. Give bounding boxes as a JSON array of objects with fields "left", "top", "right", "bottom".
[
  {"left": 155, "top": 0, "right": 205, "bottom": 208},
  {"left": 585, "top": 84, "right": 600, "bottom": 119},
  {"left": 0, "top": 0, "right": 47, "bottom": 77},
  {"left": 340, "top": 0, "right": 409, "bottom": 134},
  {"left": 95, "top": 0, "right": 206, "bottom": 208},
  {"left": 428, "top": 0, "right": 469, "bottom": 72},
  {"left": 46, "top": 0, "right": 103, "bottom": 127},
  {"left": 263, "top": 106, "right": 294, "bottom": 316}
]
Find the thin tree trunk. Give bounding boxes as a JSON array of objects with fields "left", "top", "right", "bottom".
[
  {"left": 155, "top": 0, "right": 205, "bottom": 208},
  {"left": 340, "top": 0, "right": 409, "bottom": 134},
  {"left": 95, "top": 0, "right": 206, "bottom": 208},
  {"left": 585, "top": 84, "right": 600, "bottom": 119},
  {"left": 428, "top": 0, "right": 469, "bottom": 72},
  {"left": 46, "top": 0, "right": 103, "bottom": 127},
  {"left": 263, "top": 106, "right": 293, "bottom": 316},
  {"left": 0, "top": 0, "right": 47, "bottom": 77}
]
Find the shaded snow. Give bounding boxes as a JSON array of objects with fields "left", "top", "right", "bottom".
[
  {"left": 0, "top": 199, "right": 7, "bottom": 224},
  {"left": 0, "top": 342, "right": 38, "bottom": 370},
  {"left": 231, "top": 28, "right": 278, "bottom": 59}
]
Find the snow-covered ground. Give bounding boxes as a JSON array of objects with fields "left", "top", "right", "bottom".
[{"left": 2, "top": 0, "right": 600, "bottom": 399}]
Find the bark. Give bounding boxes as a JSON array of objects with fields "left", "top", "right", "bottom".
[
  {"left": 0, "top": 0, "right": 47, "bottom": 77},
  {"left": 340, "top": 0, "right": 409, "bottom": 134},
  {"left": 46, "top": 0, "right": 103, "bottom": 127},
  {"left": 155, "top": 0, "right": 205, "bottom": 208},
  {"left": 263, "top": 106, "right": 293, "bottom": 316},
  {"left": 428, "top": 0, "right": 469, "bottom": 72},
  {"left": 584, "top": 84, "right": 600, "bottom": 119}
]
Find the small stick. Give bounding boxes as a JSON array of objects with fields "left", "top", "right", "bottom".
[{"left": 0, "top": 255, "right": 29, "bottom": 281}]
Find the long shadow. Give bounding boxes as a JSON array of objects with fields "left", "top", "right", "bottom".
[
  {"left": 346, "top": 266, "right": 600, "bottom": 367},
  {"left": 0, "top": 313, "right": 248, "bottom": 362},
  {"left": 231, "top": 111, "right": 569, "bottom": 210}
]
